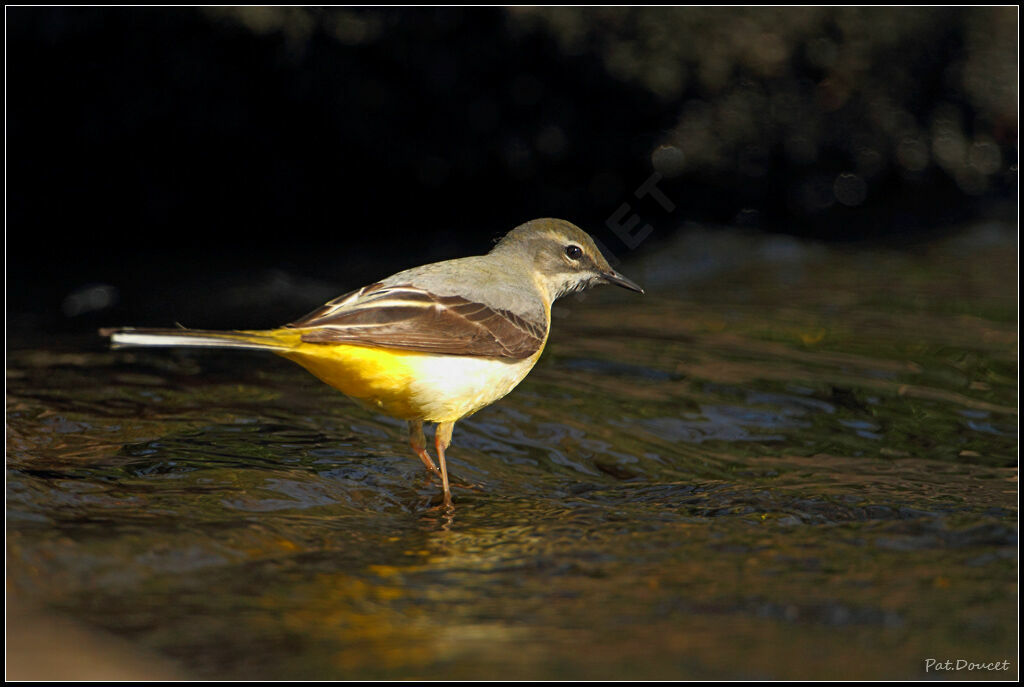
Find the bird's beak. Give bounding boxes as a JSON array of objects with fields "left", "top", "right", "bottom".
[{"left": 602, "top": 269, "right": 645, "bottom": 294}]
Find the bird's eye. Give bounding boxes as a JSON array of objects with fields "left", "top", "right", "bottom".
[{"left": 565, "top": 245, "right": 583, "bottom": 260}]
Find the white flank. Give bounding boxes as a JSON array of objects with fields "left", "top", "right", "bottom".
[{"left": 406, "top": 353, "right": 539, "bottom": 421}]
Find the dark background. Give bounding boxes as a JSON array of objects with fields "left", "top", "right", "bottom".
[{"left": 6, "top": 7, "right": 1017, "bottom": 338}]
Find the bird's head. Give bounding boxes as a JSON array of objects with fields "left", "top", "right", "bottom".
[{"left": 491, "top": 218, "right": 644, "bottom": 303}]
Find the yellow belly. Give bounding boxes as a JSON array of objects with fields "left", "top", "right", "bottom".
[{"left": 276, "top": 338, "right": 543, "bottom": 423}]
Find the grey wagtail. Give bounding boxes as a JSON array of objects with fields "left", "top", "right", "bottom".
[{"left": 102, "top": 218, "right": 644, "bottom": 509}]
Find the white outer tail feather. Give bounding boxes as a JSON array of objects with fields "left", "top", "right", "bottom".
[{"left": 104, "top": 328, "right": 287, "bottom": 352}]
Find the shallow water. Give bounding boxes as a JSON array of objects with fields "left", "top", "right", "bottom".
[{"left": 6, "top": 223, "right": 1018, "bottom": 679}]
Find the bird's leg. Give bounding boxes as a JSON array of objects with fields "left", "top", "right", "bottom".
[
  {"left": 435, "top": 421, "right": 455, "bottom": 510},
  {"left": 408, "top": 420, "right": 442, "bottom": 480}
]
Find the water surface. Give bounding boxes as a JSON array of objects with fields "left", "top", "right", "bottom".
[{"left": 6, "top": 224, "right": 1017, "bottom": 679}]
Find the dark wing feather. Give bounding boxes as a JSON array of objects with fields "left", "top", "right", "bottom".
[{"left": 286, "top": 284, "right": 547, "bottom": 360}]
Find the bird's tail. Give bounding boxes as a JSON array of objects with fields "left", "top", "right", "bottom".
[{"left": 100, "top": 327, "right": 300, "bottom": 352}]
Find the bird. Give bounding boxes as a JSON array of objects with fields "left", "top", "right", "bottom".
[{"left": 102, "top": 218, "right": 644, "bottom": 509}]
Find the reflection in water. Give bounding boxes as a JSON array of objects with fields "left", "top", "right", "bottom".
[{"left": 6, "top": 225, "right": 1017, "bottom": 679}]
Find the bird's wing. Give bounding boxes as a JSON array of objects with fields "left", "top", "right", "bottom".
[{"left": 286, "top": 283, "right": 548, "bottom": 360}]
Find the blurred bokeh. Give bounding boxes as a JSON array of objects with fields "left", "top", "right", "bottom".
[{"left": 6, "top": 6, "right": 1018, "bottom": 334}]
